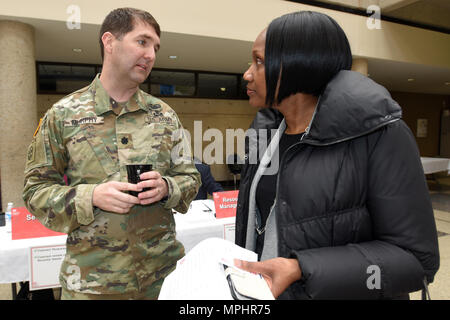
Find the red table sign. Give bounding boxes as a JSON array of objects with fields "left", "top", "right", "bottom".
[
  {"left": 213, "top": 190, "right": 239, "bottom": 219},
  {"left": 11, "top": 207, "right": 66, "bottom": 240}
]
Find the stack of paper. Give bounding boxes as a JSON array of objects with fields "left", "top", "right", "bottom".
[{"left": 158, "top": 237, "right": 258, "bottom": 300}]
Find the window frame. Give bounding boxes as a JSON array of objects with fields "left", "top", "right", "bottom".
[{"left": 36, "top": 61, "right": 248, "bottom": 100}]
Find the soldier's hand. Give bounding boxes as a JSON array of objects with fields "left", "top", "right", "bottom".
[
  {"left": 136, "top": 171, "right": 169, "bottom": 205},
  {"left": 92, "top": 181, "right": 141, "bottom": 214}
]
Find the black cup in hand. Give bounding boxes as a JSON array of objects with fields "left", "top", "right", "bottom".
[{"left": 126, "top": 164, "right": 152, "bottom": 197}]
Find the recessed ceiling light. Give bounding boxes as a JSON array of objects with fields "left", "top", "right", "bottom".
[
  {"left": 168, "top": 55, "right": 177, "bottom": 59},
  {"left": 407, "top": 78, "right": 415, "bottom": 82},
  {"left": 72, "top": 48, "right": 82, "bottom": 53}
]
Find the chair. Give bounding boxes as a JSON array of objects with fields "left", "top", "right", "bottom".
[{"left": 226, "top": 154, "right": 243, "bottom": 190}]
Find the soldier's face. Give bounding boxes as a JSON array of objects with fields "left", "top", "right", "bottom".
[{"left": 112, "top": 20, "right": 160, "bottom": 85}]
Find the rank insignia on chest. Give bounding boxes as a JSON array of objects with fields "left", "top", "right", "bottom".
[{"left": 117, "top": 133, "right": 133, "bottom": 148}]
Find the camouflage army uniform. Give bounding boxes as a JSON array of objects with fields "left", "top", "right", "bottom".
[{"left": 23, "top": 75, "right": 201, "bottom": 299}]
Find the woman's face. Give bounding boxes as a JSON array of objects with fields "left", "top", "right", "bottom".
[{"left": 243, "top": 30, "right": 267, "bottom": 108}]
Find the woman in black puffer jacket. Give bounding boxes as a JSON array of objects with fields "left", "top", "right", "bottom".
[{"left": 234, "top": 11, "right": 439, "bottom": 300}]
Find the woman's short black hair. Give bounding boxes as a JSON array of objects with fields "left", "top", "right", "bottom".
[{"left": 265, "top": 11, "right": 352, "bottom": 106}]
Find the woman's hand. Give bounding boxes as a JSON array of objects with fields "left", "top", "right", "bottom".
[{"left": 234, "top": 257, "right": 302, "bottom": 298}]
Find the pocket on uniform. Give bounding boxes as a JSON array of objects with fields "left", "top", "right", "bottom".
[
  {"left": 130, "top": 123, "right": 170, "bottom": 170},
  {"left": 66, "top": 132, "right": 112, "bottom": 181}
]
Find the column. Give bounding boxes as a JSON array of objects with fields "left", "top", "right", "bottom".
[
  {"left": 351, "top": 58, "right": 369, "bottom": 76},
  {"left": 0, "top": 21, "right": 37, "bottom": 210}
]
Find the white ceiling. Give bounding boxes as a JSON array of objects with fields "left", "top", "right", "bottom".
[
  {"left": 24, "top": 17, "right": 253, "bottom": 74},
  {"left": 2, "top": 0, "right": 450, "bottom": 96},
  {"left": 301, "top": 0, "right": 450, "bottom": 94},
  {"left": 316, "top": 0, "right": 450, "bottom": 29}
]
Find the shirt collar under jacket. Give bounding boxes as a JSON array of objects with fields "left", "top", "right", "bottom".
[{"left": 91, "top": 74, "right": 148, "bottom": 116}]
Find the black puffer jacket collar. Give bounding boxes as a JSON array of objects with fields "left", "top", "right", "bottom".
[{"left": 250, "top": 70, "right": 402, "bottom": 144}]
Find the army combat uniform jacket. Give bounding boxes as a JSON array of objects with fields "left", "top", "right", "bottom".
[{"left": 23, "top": 75, "right": 201, "bottom": 297}]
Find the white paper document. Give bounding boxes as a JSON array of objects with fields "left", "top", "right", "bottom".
[
  {"left": 29, "top": 245, "right": 66, "bottom": 290},
  {"left": 158, "top": 237, "right": 258, "bottom": 300}
]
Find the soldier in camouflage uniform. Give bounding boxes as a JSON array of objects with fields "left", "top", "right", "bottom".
[{"left": 22, "top": 8, "right": 200, "bottom": 299}]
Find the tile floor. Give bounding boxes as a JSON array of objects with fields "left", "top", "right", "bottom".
[{"left": 1, "top": 177, "right": 450, "bottom": 300}]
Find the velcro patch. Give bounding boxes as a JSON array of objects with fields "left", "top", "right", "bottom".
[
  {"left": 27, "top": 141, "right": 35, "bottom": 162},
  {"left": 64, "top": 116, "right": 104, "bottom": 127}
]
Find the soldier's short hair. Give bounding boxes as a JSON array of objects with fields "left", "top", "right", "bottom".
[{"left": 99, "top": 7, "right": 161, "bottom": 61}]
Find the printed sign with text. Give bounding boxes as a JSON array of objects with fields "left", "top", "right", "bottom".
[
  {"left": 29, "top": 245, "right": 66, "bottom": 290},
  {"left": 213, "top": 190, "right": 239, "bottom": 219},
  {"left": 11, "top": 207, "right": 66, "bottom": 240}
]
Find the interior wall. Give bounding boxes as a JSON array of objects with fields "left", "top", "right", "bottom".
[
  {"left": 162, "top": 97, "right": 257, "bottom": 181},
  {"left": 391, "top": 92, "right": 450, "bottom": 156}
]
